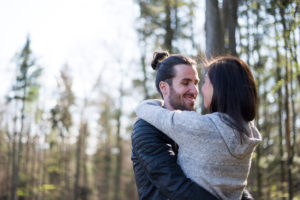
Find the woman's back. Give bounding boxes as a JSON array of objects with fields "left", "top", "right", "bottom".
[{"left": 136, "top": 101, "right": 261, "bottom": 200}]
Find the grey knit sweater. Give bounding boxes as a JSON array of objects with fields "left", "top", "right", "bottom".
[{"left": 136, "top": 100, "right": 262, "bottom": 200}]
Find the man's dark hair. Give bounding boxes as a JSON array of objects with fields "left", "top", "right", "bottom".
[
  {"left": 151, "top": 50, "right": 196, "bottom": 98},
  {"left": 207, "top": 56, "right": 258, "bottom": 140}
]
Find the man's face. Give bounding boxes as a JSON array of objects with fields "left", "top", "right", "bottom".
[{"left": 166, "top": 64, "right": 199, "bottom": 111}]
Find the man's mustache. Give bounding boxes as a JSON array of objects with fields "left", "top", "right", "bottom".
[{"left": 184, "top": 94, "right": 197, "bottom": 99}]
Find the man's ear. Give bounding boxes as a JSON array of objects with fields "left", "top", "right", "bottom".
[{"left": 159, "top": 81, "right": 169, "bottom": 97}]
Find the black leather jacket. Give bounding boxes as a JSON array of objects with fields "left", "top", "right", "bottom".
[
  {"left": 131, "top": 119, "right": 218, "bottom": 200},
  {"left": 131, "top": 119, "right": 254, "bottom": 200}
]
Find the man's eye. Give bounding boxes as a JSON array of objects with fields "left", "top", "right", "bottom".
[{"left": 182, "top": 82, "right": 188, "bottom": 85}]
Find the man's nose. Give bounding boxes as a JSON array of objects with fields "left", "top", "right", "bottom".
[{"left": 190, "top": 84, "right": 199, "bottom": 95}]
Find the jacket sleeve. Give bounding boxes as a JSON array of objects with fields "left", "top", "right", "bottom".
[{"left": 131, "top": 119, "right": 218, "bottom": 200}]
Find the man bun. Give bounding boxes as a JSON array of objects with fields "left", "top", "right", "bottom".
[{"left": 151, "top": 50, "right": 169, "bottom": 70}]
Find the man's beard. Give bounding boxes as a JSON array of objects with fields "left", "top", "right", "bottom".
[{"left": 168, "top": 86, "right": 196, "bottom": 111}]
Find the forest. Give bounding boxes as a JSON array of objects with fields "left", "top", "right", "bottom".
[{"left": 0, "top": 0, "right": 299, "bottom": 199}]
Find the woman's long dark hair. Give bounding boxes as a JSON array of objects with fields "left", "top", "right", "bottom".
[{"left": 207, "top": 56, "right": 258, "bottom": 140}]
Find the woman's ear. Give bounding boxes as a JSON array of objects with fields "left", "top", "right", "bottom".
[{"left": 159, "top": 81, "right": 169, "bottom": 97}]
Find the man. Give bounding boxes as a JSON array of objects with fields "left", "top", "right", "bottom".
[{"left": 131, "top": 51, "right": 253, "bottom": 199}]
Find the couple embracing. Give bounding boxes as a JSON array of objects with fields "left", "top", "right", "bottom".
[{"left": 131, "top": 51, "right": 261, "bottom": 200}]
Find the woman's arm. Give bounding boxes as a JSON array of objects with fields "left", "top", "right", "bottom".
[{"left": 136, "top": 99, "right": 212, "bottom": 145}]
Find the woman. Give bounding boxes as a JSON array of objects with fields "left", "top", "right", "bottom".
[{"left": 136, "top": 56, "right": 261, "bottom": 200}]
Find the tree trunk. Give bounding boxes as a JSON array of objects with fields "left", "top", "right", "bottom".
[
  {"left": 222, "top": 0, "right": 229, "bottom": 36},
  {"left": 188, "top": 0, "right": 196, "bottom": 49},
  {"left": 74, "top": 121, "right": 87, "bottom": 200},
  {"left": 141, "top": 54, "right": 150, "bottom": 99},
  {"left": 164, "top": 0, "right": 174, "bottom": 52},
  {"left": 12, "top": 81, "right": 27, "bottom": 200},
  {"left": 74, "top": 138, "right": 80, "bottom": 200},
  {"left": 32, "top": 137, "right": 39, "bottom": 200},
  {"left": 255, "top": 80, "right": 262, "bottom": 198},
  {"left": 0, "top": 128, "right": 8, "bottom": 199},
  {"left": 11, "top": 134, "right": 17, "bottom": 200},
  {"left": 5, "top": 129, "right": 12, "bottom": 200},
  {"left": 11, "top": 105, "right": 19, "bottom": 200},
  {"left": 254, "top": 2, "right": 263, "bottom": 198},
  {"left": 29, "top": 138, "right": 36, "bottom": 199},
  {"left": 275, "top": 26, "right": 286, "bottom": 198},
  {"left": 245, "top": 0, "right": 250, "bottom": 65},
  {"left": 24, "top": 130, "right": 31, "bottom": 200},
  {"left": 113, "top": 84, "right": 123, "bottom": 200},
  {"left": 82, "top": 152, "right": 89, "bottom": 200},
  {"left": 295, "top": 0, "right": 300, "bottom": 86},
  {"left": 205, "top": 0, "right": 224, "bottom": 58},
  {"left": 174, "top": 0, "right": 179, "bottom": 35},
  {"left": 289, "top": 14, "right": 297, "bottom": 174},
  {"left": 113, "top": 119, "right": 122, "bottom": 200},
  {"left": 280, "top": 5, "right": 293, "bottom": 200},
  {"left": 100, "top": 103, "right": 113, "bottom": 200},
  {"left": 63, "top": 140, "right": 71, "bottom": 199},
  {"left": 41, "top": 147, "right": 47, "bottom": 200},
  {"left": 36, "top": 146, "right": 41, "bottom": 200},
  {"left": 103, "top": 144, "right": 111, "bottom": 200},
  {"left": 227, "top": 0, "right": 238, "bottom": 55},
  {"left": 82, "top": 122, "right": 89, "bottom": 200}
]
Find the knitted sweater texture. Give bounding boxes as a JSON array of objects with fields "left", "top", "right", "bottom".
[{"left": 136, "top": 100, "right": 262, "bottom": 200}]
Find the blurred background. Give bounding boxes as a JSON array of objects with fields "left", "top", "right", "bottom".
[{"left": 0, "top": 0, "right": 299, "bottom": 199}]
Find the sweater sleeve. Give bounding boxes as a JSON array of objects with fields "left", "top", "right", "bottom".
[
  {"left": 136, "top": 99, "right": 212, "bottom": 146},
  {"left": 131, "top": 119, "right": 218, "bottom": 200}
]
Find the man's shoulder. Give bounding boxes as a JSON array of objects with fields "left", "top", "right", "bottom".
[
  {"left": 134, "top": 118, "right": 153, "bottom": 127},
  {"left": 132, "top": 119, "right": 171, "bottom": 143},
  {"left": 133, "top": 119, "right": 159, "bottom": 133}
]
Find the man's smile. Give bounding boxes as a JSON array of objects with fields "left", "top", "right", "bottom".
[{"left": 183, "top": 94, "right": 197, "bottom": 103}]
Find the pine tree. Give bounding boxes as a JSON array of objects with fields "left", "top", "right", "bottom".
[{"left": 9, "top": 36, "right": 42, "bottom": 200}]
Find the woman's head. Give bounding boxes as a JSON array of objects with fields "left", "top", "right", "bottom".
[{"left": 202, "top": 56, "right": 257, "bottom": 136}]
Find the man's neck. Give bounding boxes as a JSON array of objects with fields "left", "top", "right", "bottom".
[{"left": 163, "top": 101, "right": 175, "bottom": 111}]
